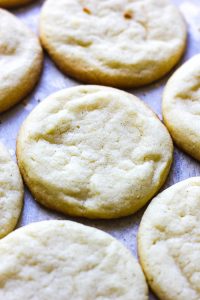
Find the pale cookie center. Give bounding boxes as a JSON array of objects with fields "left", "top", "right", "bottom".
[{"left": 28, "top": 97, "right": 162, "bottom": 203}]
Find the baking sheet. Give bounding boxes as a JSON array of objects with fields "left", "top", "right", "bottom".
[{"left": 1, "top": 1, "right": 200, "bottom": 298}]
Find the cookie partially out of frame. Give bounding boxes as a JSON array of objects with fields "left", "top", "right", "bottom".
[
  {"left": 0, "top": 0, "right": 33, "bottom": 8},
  {"left": 163, "top": 55, "right": 200, "bottom": 161},
  {"left": 0, "top": 220, "right": 148, "bottom": 300},
  {"left": 0, "top": 143, "right": 23, "bottom": 239},
  {"left": 40, "top": 0, "right": 186, "bottom": 88},
  {"left": 17, "top": 85, "right": 173, "bottom": 219},
  {"left": 0, "top": 9, "right": 43, "bottom": 113},
  {"left": 138, "top": 177, "right": 200, "bottom": 300}
]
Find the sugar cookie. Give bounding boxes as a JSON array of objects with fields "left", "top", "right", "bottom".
[
  {"left": 0, "top": 143, "right": 23, "bottom": 239},
  {"left": 40, "top": 0, "right": 186, "bottom": 88},
  {"left": 163, "top": 55, "right": 200, "bottom": 161},
  {"left": 0, "top": 220, "right": 148, "bottom": 300},
  {"left": 17, "top": 85, "right": 173, "bottom": 219},
  {"left": 0, "top": 9, "right": 43, "bottom": 112},
  {"left": 138, "top": 177, "right": 200, "bottom": 300}
]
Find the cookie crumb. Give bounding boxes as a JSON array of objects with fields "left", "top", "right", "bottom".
[
  {"left": 83, "top": 7, "right": 91, "bottom": 15},
  {"left": 124, "top": 12, "right": 133, "bottom": 19}
]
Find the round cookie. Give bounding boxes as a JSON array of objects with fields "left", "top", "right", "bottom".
[
  {"left": 163, "top": 55, "right": 200, "bottom": 161},
  {"left": 40, "top": 0, "right": 186, "bottom": 88},
  {"left": 0, "top": 9, "right": 43, "bottom": 113},
  {"left": 138, "top": 177, "right": 200, "bottom": 300},
  {"left": 0, "top": 220, "right": 148, "bottom": 300},
  {"left": 0, "top": 0, "right": 33, "bottom": 8},
  {"left": 0, "top": 143, "right": 23, "bottom": 239},
  {"left": 17, "top": 85, "right": 173, "bottom": 219}
]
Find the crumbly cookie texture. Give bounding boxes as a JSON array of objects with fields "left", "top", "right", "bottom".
[
  {"left": 138, "top": 177, "right": 200, "bottom": 300},
  {"left": 17, "top": 85, "right": 173, "bottom": 219},
  {"left": 163, "top": 55, "right": 200, "bottom": 161},
  {"left": 0, "top": 143, "right": 23, "bottom": 239},
  {"left": 0, "top": 0, "right": 32, "bottom": 8},
  {"left": 40, "top": 0, "right": 186, "bottom": 88},
  {"left": 0, "top": 9, "right": 43, "bottom": 113},
  {"left": 0, "top": 220, "right": 148, "bottom": 300}
]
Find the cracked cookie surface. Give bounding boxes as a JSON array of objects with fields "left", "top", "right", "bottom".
[
  {"left": 40, "top": 0, "right": 186, "bottom": 88},
  {"left": 0, "top": 143, "right": 23, "bottom": 239},
  {"left": 138, "top": 177, "right": 200, "bottom": 300},
  {"left": 0, "top": 220, "right": 148, "bottom": 300},
  {"left": 17, "top": 85, "right": 172, "bottom": 219},
  {"left": 163, "top": 55, "right": 200, "bottom": 161},
  {"left": 0, "top": 9, "right": 43, "bottom": 112}
]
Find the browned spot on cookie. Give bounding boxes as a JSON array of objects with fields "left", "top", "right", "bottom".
[
  {"left": 83, "top": 7, "right": 91, "bottom": 15},
  {"left": 124, "top": 12, "right": 133, "bottom": 19},
  {"left": 22, "top": 100, "right": 28, "bottom": 107}
]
